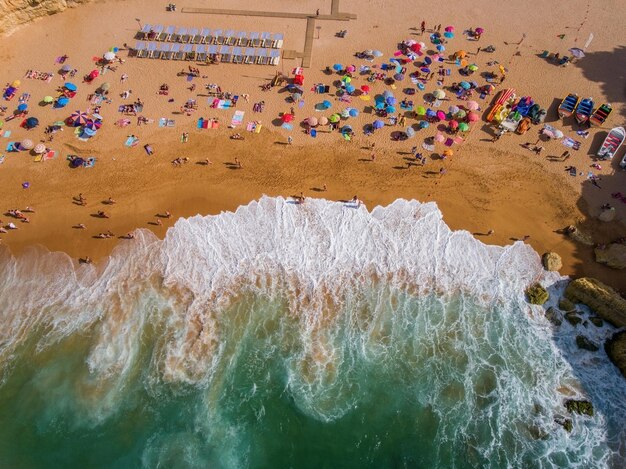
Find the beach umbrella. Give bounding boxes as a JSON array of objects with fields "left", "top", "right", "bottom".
[
  {"left": 69, "top": 110, "right": 88, "bottom": 126},
  {"left": 467, "top": 112, "right": 480, "bottom": 122},
  {"left": 456, "top": 109, "right": 467, "bottom": 119},
  {"left": 12, "top": 80, "right": 21, "bottom": 88},
  {"left": 61, "top": 64, "right": 72, "bottom": 72},
  {"left": 349, "top": 108, "right": 359, "bottom": 117},
  {"left": 459, "top": 81, "right": 471, "bottom": 90},
  {"left": 475, "top": 27, "right": 485, "bottom": 34},
  {"left": 415, "top": 106, "right": 427, "bottom": 116},
  {"left": 43, "top": 95, "right": 54, "bottom": 103},
  {"left": 423, "top": 56, "right": 433, "bottom": 65},
  {"left": 322, "top": 100, "right": 332, "bottom": 109},
  {"left": 103, "top": 51, "right": 116, "bottom": 61},
  {"left": 85, "top": 119, "right": 102, "bottom": 130},
  {"left": 393, "top": 73, "right": 405, "bottom": 81},
  {"left": 466, "top": 100, "right": 479, "bottom": 111},
  {"left": 426, "top": 108, "right": 437, "bottom": 118},
  {"left": 341, "top": 125, "right": 353, "bottom": 134},
  {"left": 569, "top": 48, "right": 585, "bottom": 59},
  {"left": 406, "top": 126, "right": 416, "bottom": 137},
  {"left": 445, "top": 26, "right": 454, "bottom": 32},
  {"left": 436, "top": 110, "right": 446, "bottom": 121},
  {"left": 420, "top": 67, "right": 431, "bottom": 74},
  {"left": 455, "top": 50, "right": 467, "bottom": 59},
  {"left": 332, "top": 63, "right": 343, "bottom": 72},
  {"left": 434, "top": 133, "right": 445, "bottom": 143},
  {"left": 554, "top": 129, "right": 564, "bottom": 139},
  {"left": 24, "top": 117, "right": 39, "bottom": 128},
  {"left": 17, "top": 103, "right": 28, "bottom": 112},
  {"left": 433, "top": 89, "right": 446, "bottom": 99},
  {"left": 341, "top": 108, "right": 351, "bottom": 118},
  {"left": 372, "top": 50, "right": 383, "bottom": 57},
  {"left": 375, "top": 101, "right": 386, "bottom": 110},
  {"left": 436, "top": 44, "right": 446, "bottom": 52},
  {"left": 342, "top": 75, "right": 352, "bottom": 84},
  {"left": 360, "top": 84, "right": 370, "bottom": 93},
  {"left": 449, "top": 119, "right": 459, "bottom": 129},
  {"left": 443, "top": 149, "right": 454, "bottom": 157},
  {"left": 281, "top": 113, "right": 294, "bottom": 123},
  {"left": 100, "top": 82, "right": 111, "bottom": 92},
  {"left": 386, "top": 97, "right": 397, "bottom": 106},
  {"left": 346, "top": 65, "right": 356, "bottom": 73},
  {"left": 55, "top": 96, "right": 69, "bottom": 108},
  {"left": 444, "top": 32, "right": 454, "bottom": 39},
  {"left": 82, "top": 127, "right": 96, "bottom": 137},
  {"left": 419, "top": 120, "right": 430, "bottom": 129},
  {"left": 328, "top": 113, "right": 340, "bottom": 123},
  {"left": 386, "top": 105, "right": 396, "bottom": 113},
  {"left": 468, "top": 64, "right": 478, "bottom": 72},
  {"left": 33, "top": 143, "right": 46, "bottom": 154},
  {"left": 318, "top": 116, "right": 328, "bottom": 126},
  {"left": 373, "top": 119, "right": 384, "bottom": 129},
  {"left": 20, "top": 139, "right": 34, "bottom": 150},
  {"left": 345, "top": 85, "right": 355, "bottom": 94},
  {"left": 304, "top": 117, "right": 318, "bottom": 127},
  {"left": 448, "top": 105, "right": 460, "bottom": 114},
  {"left": 383, "top": 90, "right": 393, "bottom": 98},
  {"left": 64, "top": 82, "right": 77, "bottom": 92},
  {"left": 458, "top": 122, "right": 469, "bottom": 132},
  {"left": 291, "top": 92, "right": 302, "bottom": 102}
]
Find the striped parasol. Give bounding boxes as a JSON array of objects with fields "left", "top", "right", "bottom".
[{"left": 69, "top": 110, "right": 88, "bottom": 127}]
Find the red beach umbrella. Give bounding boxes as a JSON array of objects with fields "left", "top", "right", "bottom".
[
  {"left": 360, "top": 84, "right": 370, "bottom": 93},
  {"left": 467, "top": 112, "right": 480, "bottom": 122},
  {"left": 449, "top": 119, "right": 459, "bottom": 129},
  {"left": 282, "top": 113, "right": 294, "bottom": 123}
]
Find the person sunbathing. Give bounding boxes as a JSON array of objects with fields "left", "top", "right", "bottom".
[{"left": 96, "top": 210, "right": 109, "bottom": 218}]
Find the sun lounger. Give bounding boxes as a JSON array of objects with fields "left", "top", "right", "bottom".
[
  {"left": 255, "top": 48, "right": 268, "bottom": 65},
  {"left": 171, "top": 43, "right": 183, "bottom": 60},
  {"left": 0, "top": 155, "right": 5, "bottom": 164},
  {"left": 219, "top": 45, "right": 232, "bottom": 63},
  {"left": 195, "top": 44, "right": 207, "bottom": 61},
  {"left": 269, "top": 49, "right": 281, "bottom": 65},
  {"left": 188, "top": 28, "right": 199, "bottom": 43},
  {"left": 135, "top": 41, "right": 147, "bottom": 57},
  {"left": 244, "top": 47, "right": 255, "bottom": 64},
  {"left": 141, "top": 24, "right": 152, "bottom": 34},
  {"left": 175, "top": 27, "right": 188, "bottom": 43},
  {"left": 211, "top": 29, "right": 222, "bottom": 45},
  {"left": 271, "top": 33, "right": 284, "bottom": 49},
  {"left": 199, "top": 28, "right": 211, "bottom": 44},
  {"left": 147, "top": 42, "right": 158, "bottom": 58},
  {"left": 224, "top": 30, "right": 236, "bottom": 45},
  {"left": 236, "top": 31, "right": 248, "bottom": 46},
  {"left": 232, "top": 47, "right": 244, "bottom": 64},
  {"left": 249, "top": 32, "right": 261, "bottom": 48},
  {"left": 160, "top": 25, "right": 175, "bottom": 42},
  {"left": 152, "top": 25, "right": 164, "bottom": 35},
  {"left": 260, "top": 32, "right": 271, "bottom": 47},
  {"left": 182, "top": 44, "right": 194, "bottom": 60},
  {"left": 158, "top": 43, "right": 171, "bottom": 59}
]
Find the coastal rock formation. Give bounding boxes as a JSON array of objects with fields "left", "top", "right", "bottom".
[
  {"left": 544, "top": 307, "right": 562, "bottom": 326},
  {"left": 542, "top": 252, "right": 562, "bottom": 271},
  {"left": 564, "top": 278, "right": 626, "bottom": 328},
  {"left": 564, "top": 399, "right": 594, "bottom": 416},
  {"left": 605, "top": 331, "right": 626, "bottom": 379},
  {"left": 594, "top": 243, "right": 626, "bottom": 269},
  {"left": 575, "top": 335, "right": 599, "bottom": 352},
  {"left": 565, "top": 226, "right": 594, "bottom": 246},
  {"left": 564, "top": 312, "right": 582, "bottom": 326},
  {"left": 0, "top": 0, "right": 92, "bottom": 36},
  {"left": 525, "top": 283, "right": 549, "bottom": 305},
  {"left": 558, "top": 297, "right": 575, "bottom": 312}
]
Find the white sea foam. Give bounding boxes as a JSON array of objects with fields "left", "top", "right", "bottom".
[{"left": 0, "top": 196, "right": 624, "bottom": 467}]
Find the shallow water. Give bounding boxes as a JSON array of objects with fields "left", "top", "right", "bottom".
[{"left": 0, "top": 197, "right": 624, "bottom": 468}]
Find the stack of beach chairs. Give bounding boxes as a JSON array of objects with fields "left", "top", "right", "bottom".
[{"left": 133, "top": 25, "right": 283, "bottom": 65}]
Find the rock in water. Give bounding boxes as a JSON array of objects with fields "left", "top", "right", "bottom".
[
  {"left": 598, "top": 208, "right": 616, "bottom": 222},
  {"left": 545, "top": 307, "right": 562, "bottom": 326},
  {"left": 605, "top": 331, "right": 626, "bottom": 380},
  {"left": 589, "top": 316, "right": 603, "bottom": 327},
  {"left": 526, "top": 283, "right": 549, "bottom": 305},
  {"left": 564, "top": 278, "right": 626, "bottom": 328},
  {"left": 594, "top": 243, "right": 626, "bottom": 269},
  {"left": 542, "top": 252, "right": 562, "bottom": 271},
  {"left": 576, "top": 335, "right": 599, "bottom": 352},
  {"left": 558, "top": 297, "right": 575, "bottom": 312},
  {"left": 565, "top": 312, "right": 582, "bottom": 326},
  {"left": 555, "top": 417, "right": 573, "bottom": 432},
  {"left": 565, "top": 399, "right": 594, "bottom": 416}
]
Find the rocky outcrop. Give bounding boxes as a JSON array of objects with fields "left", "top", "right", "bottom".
[
  {"left": 558, "top": 297, "right": 575, "bottom": 312},
  {"left": 594, "top": 243, "right": 626, "bottom": 270},
  {"left": 605, "top": 331, "right": 626, "bottom": 379},
  {"left": 542, "top": 252, "right": 562, "bottom": 271},
  {"left": 564, "top": 399, "right": 594, "bottom": 416},
  {"left": 564, "top": 278, "right": 626, "bottom": 328},
  {"left": 544, "top": 307, "right": 562, "bottom": 326},
  {"left": 576, "top": 335, "right": 599, "bottom": 352},
  {"left": 0, "top": 0, "right": 92, "bottom": 36},
  {"left": 564, "top": 311, "right": 582, "bottom": 326},
  {"left": 526, "top": 283, "right": 549, "bottom": 305}
]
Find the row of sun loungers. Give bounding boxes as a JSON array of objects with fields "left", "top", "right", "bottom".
[
  {"left": 133, "top": 42, "right": 281, "bottom": 65},
  {"left": 139, "top": 25, "right": 283, "bottom": 48}
]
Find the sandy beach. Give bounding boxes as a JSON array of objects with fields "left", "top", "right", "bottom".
[{"left": 0, "top": 0, "right": 625, "bottom": 288}]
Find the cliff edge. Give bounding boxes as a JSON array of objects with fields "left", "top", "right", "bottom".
[{"left": 0, "top": 0, "right": 92, "bottom": 36}]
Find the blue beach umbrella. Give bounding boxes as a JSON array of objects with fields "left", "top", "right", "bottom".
[
  {"left": 372, "top": 50, "right": 383, "bottom": 57},
  {"left": 437, "top": 44, "right": 446, "bottom": 52},
  {"left": 341, "top": 125, "right": 353, "bottom": 134},
  {"left": 17, "top": 103, "right": 28, "bottom": 111},
  {"left": 64, "top": 82, "right": 77, "bottom": 92},
  {"left": 426, "top": 108, "right": 437, "bottom": 118},
  {"left": 386, "top": 105, "right": 396, "bottom": 113},
  {"left": 345, "top": 84, "right": 355, "bottom": 93},
  {"left": 373, "top": 119, "right": 384, "bottom": 129},
  {"left": 55, "top": 96, "right": 69, "bottom": 108},
  {"left": 375, "top": 101, "right": 386, "bottom": 110},
  {"left": 406, "top": 126, "right": 416, "bottom": 137},
  {"left": 332, "top": 63, "right": 343, "bottom": 71},
  {"left": 423, "top": 56, "right": 433, "bottom": 65},
  {"left": 348, "top": 108, "right": 359, "bottom": 117},
  {"left": 419, "top": 120, "right": 430, "bottom": 128},
  {"left": 459, "top": 81, "right": 471, "bottom": 90},
  {"left": 322, "top": 100, "right": 332, "bottom": 109},
  {"left": 444, "top": 31, "right": 454, "bottom": 39},
  {"left": 394, "top": 73, "right": 405, "bottom": 81},
  {"left": 385, "top": 96, "right": 396, "bottom": 105}
]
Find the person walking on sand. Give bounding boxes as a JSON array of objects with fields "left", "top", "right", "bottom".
[
  {"left": 316, "top": 9, "right": 319, "bottom": 16},
  {"left": 235, "top": 157, "right": 242, "bottom": 168},
  {"left": 287, "top": 136, "right": 293, "bottom": 145},
  {"left": 420, "top": 21, "right": 426, "bottom": 34}
]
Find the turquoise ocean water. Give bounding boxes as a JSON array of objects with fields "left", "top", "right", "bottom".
[{"left": 0, "top": 197, "right": 624, "bottom": 468}]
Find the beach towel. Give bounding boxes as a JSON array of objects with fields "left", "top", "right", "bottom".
[
  {"left": 422, "top": 142, "right": 435, "bottom": 151},
  {"left": 562, "top": 137, "right": 581, "bottom": 150},
  {"left": 6, "top": 142, "right": 17, "bottom": 152},
  {"left": 3, "top": 131, "right": 11, "bottom": 138},
  {"left": 479, "top": 92, "right": 487, "bottom": 100},
  {"left": 246, "top": 122, "right": 256, "bottom": 132},
  {"left": 125, "top": 136, "right": 139, "bottom": 147},
  {"left": 166, "top": 119, "right": 175, "bottom": 127},
  {"left": 211, "top": 121, "right": 219, "bottom": 129},
  {"left": 209, "top": 98, "right": 219, "bottom": 108},
  {"left": 44, "top": 150, "right": 57, "bottom": 160},
  {"left": 84, "top": 157, "right": 96, "bottom": 168},
  {"left": 0, "top": 155, "right": 4, "bottom": 164},
  {"left": 34, "top": 154, "right": 43, "bottom": 163},
  {"left": 445, "top": 138, "right": 454, "bottom": 147},
  {"left": 231, "top": 110, "right": 245, "bottom": 127},
  {"left": 158, "top": 118, "right": 167, "bottom": 127},
  {"left": 197, "top": 118, "right": 204, "bottom": 129},
  {"left": 281, "top": 123, "right": 293, "bottom": 131},
  {"left": 254, "top": 124, "right": 262, "bottom": 133},
  {"left": 217, "top": 100, "right": 230, "bottom": 109},
  {"left": 202, "top": 119, "right": 209, "bottom": 129},
  {"left": 359, "top": 95, "right": 371, "bottom": 101}
]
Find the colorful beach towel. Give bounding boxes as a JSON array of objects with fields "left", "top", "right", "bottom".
[
  {"left": 246, "top": 122, "right": 256, "bottom": 132},
  {"left": 231, "top": 110, "right": 245, "bottom": 127},
  {"left": 44, "top": 150, "right": 57, "bottom": 160},
  {"left": 6, "top": 142, "right": 17, "bottom": 152},
  {"left": 125, "top": 136, "right": 139, "bottom": 147},
  {"left": 281, "top": 123, "right": 293, "bottom": 131},
  {"left": 0, "top": 155, "right": 5, "bottom": 164},
  {"left": 159, "top": 118, "right": 175, "bottom": 127},
  {"left": 562, "top": 137, "right": 582, "bottom": 150},
  {"left": 84, "top": 157, "right": 96, "bottom": 168},
  {"left": 3, "top": 131, "right": 11, "bottom": 138}
]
